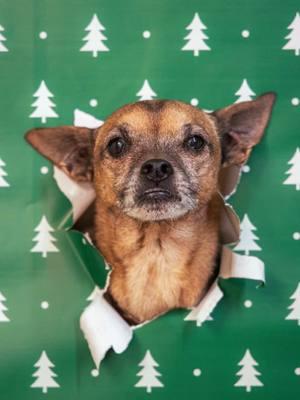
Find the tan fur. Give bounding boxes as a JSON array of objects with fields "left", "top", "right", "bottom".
[
  {"left": 93, "top": 100, "right": 223, "bottom": 324},
  {"left": 96, "top": 195, "right": 222, "bottom": 323}
]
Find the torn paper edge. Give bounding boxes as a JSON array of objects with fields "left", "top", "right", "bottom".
[
  {"left": 80, "top": 293, "right": 133, "bottom": 369},
  {"left": 184, "top": 247, "right": 265, "bottom": 327},
  {"left": 184, "top": 281, "right": 223, "bottom": 326},
  {"left": 49, "top": 109, "right": 265, "bottom": 368},
  {"left": 53, "top": 168, "right": 264, "bottom": 368},
  {"left": 53, "top": 167, "right": 96, "bottom": 223}
]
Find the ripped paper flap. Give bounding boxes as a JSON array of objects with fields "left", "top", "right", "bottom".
[
  {"left": 80, "top": 291, "right": 133, "bottom": 369},
  {"left": 184, "top": 281, "right": 223, "bottom": 326},
  {"left": 74, "top": 108, "right": 104, "bottom": 129},
  {"left": 219, "top": 246, "right": 265, "bottom": 282},
  {"left": 184, "top": 247, "right": 265, "bottom": 326},
  {"left": 54, "top": 167, "right": 95, "bottom": 223}
]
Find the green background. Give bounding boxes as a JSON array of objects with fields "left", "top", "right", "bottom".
[{"left": 0, "top": 0, "right": 299, "bottom": 399}]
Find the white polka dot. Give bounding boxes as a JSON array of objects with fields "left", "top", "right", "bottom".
[
  {"left": 41, "top": 301, "right": 49, "bottom": 309},
  {"left": 295, "top": 367, "right": 300, "bottom": 375},
  {"left": 143, "top": 31, "right": 151, "bottom": 39},
  {"left": 242, "top": 165, "right": 250, "bottom": 173},
  {"left": 293, "top": 232, "right": 300, "bottom": 240},
  {"left": 39, "top": 31, "right": 47, "bottom": 40},
  {"left": 244, "top": 300, "right": 252, "bottom": 308},
  {"left": 82, "top": 238, "right": 87, "bottom": 245},
  {"left": 91, "top": 369, "right": 99, "bottom": 377},
  {"left": 193, "top": 368, "right": 201, "bottom": 377},
  {"left": 40, "top": 166, "right": 49, "bottom": 174},
  {"left": 291, "top": 97, "right": 300, "bottom": 106},
  {"left": 191, "top": 98, "right": 199, "bottom": 106},
  {"left": 242, "top": 30, "right": 250, "bottom": 38},
  {"left": 89, "top": 99, "right": 98, "bottom": 107}
]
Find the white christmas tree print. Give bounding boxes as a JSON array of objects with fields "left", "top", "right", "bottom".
[
  {"left": 31, "top": 351, "right": 59, "bottom": 393},
  {"left": 80, "top": 14, "right": 109, "bottom": 57},
  {"left": 234, "top": 349, "right": 263, "bottom": 392},
  {"left": 182, "top": 13, "right": 210, "bottom": 56},
  {"left": 30, "top": 80, "right": 58, "bottom": 124},
  {"left": 286, "top": 282, "right": 300, "bottom": 325},
  {"left": 31, "top": 216, "right": 59, "bottom": 258},
  {"left": 283, "top": 148, "right": 300, "bottom": 190},
  {"left": 283, "top": 12, "right": 300, "bottom": 56},
  {"left": 0, "top": 158, "right": 9, "bottom": 187},
  {"left": 135, "top": 350, "right": 164, "bottom": 393},
  {"left": 0, "top": 291, "right": 9, "bottom": 322},
  {"left": 234, "top": 214, "right": 261, "bottom": 256},
  {"left": 136, "top": 80, "right": 157, "bottom": 101},
  {"left": 235, "top": 79, "right": 256, "bottom": 103},
  {"left": 0, "top": 24, "right": 8, "bottom": 52}
]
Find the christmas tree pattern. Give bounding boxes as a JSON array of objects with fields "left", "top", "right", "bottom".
[
  {"left": 0, "top": 24, "right": 8, "bottom": 52},
  {"left": 0, "top": 158, "right": 9, "bottom": 187},
  {"left": 0, "top": 291, "right": 9, "bottom": 322},
  {"left": 283, "top": 12, "right": 300, "bottom": 56},
  {"left": 135, "top": 350, "right": 164, "bottom": 393},
  {"left": 30, "top": 80, "right": 58, "bottom": 124},
  {"left": 31, "top": 351, "right": 60, "bottom": 393},
  {"left": 31, "top": 216, "right": 59, "bottom": 258},
  {"left": 80, "top": 14, "right": 109, "bottom": 57},
  {"left": 283, "top": 148, "right": 300, "bottom": 190},
  {"left": 286, "top": 282, "right": 300, "bottom": 325},
  {"left": 234, "top": 349, "right": 263, "bottom": 392},
  {"left": 136, "top": 80, "right": 157, "bottom": 101},
  {"left": 235, "top": 79, "right": 256, "bottom": 103},
  {"left": 234, "top": 214, "right": 261, "bottom": 256},
  {"left": 182, "top": 13, "right": 210, "bottom": 56}
]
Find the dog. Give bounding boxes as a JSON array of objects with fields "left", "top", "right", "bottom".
[{"left": 26, "top": 93, "right": 275, "bottom": 324}]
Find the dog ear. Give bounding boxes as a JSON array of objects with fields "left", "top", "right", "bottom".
[
  {"left": 25, "top": 126, "right": 96, "bottom": 182},
  {"left": 212, "top": 93, "right": 276, "bottom": 167}
]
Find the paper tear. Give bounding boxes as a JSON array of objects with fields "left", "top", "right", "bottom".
[
  {"left": 184, "top": 281, "right": 224, "bottom": 326},
  {"left": 74, "top": 109, "right": 103, "bottom": 129},
  {"left": 53, "top": 167, "right": 96, "bottom": 223},
  {"left": 80, "top": 292, "right": 133, "bottom": 369},
  {"left": 47, "top": 109, "right": 266, "bottom": 366},
  {"left": 184, "top": 247, "right": 265, "bottom": 327},
  {"left": 219, "top": 247, "right": 265, "bottom": 283},
  {"left": 86, "top": 286, "right": 103, "bottom": 301},
  {"left": 219, "top": 198, "right": 240, "bottom": 245}
]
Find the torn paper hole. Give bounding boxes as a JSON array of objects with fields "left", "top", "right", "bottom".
[{"left": 49, "top": 109, "right": 265, "bottom": 369}]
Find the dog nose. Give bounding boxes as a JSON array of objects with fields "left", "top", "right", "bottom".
[{"left": 141, "top": 159, "right": 173, "bottom": 182}]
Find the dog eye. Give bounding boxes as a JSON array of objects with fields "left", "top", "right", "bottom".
[
  {"left": 184, "top": 135, "right": 205, "bottom": 151},
  {"left": 107, "top": 137, "right": 127, "bottom": 157}
]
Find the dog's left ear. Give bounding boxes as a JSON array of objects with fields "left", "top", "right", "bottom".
[
  {"left": 212, "top": 92, "right": 276, "bottom": 167},
  {"left": 25, "top": 126, "right": 96, "bottom": 182}
]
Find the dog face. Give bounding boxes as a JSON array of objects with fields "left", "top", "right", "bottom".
[
  {"left": 93, "top": 101, "right": 222, "bottom": 221},
  {"left": 26, "top": 94, "right": 275, "bottom": 222}
]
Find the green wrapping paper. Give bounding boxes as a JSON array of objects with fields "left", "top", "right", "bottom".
[{"left": 0, "top": 1, "right": 300, "bottom": 399}]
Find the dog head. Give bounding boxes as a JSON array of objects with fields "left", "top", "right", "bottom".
[{"left": 26, "top": 94, "right": 275, "bottom": 221}]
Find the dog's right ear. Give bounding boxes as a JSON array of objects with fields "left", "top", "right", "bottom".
[{"left": 25, "top": 126, "right": 96, "bottom": 182}]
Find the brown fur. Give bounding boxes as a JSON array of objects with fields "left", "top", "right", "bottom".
[
  {"left": 98, "top": 195, "right": 222, "bottom": 324},
  {"left": 25, "top": 94, "right": 276, "bottom": 324}
]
